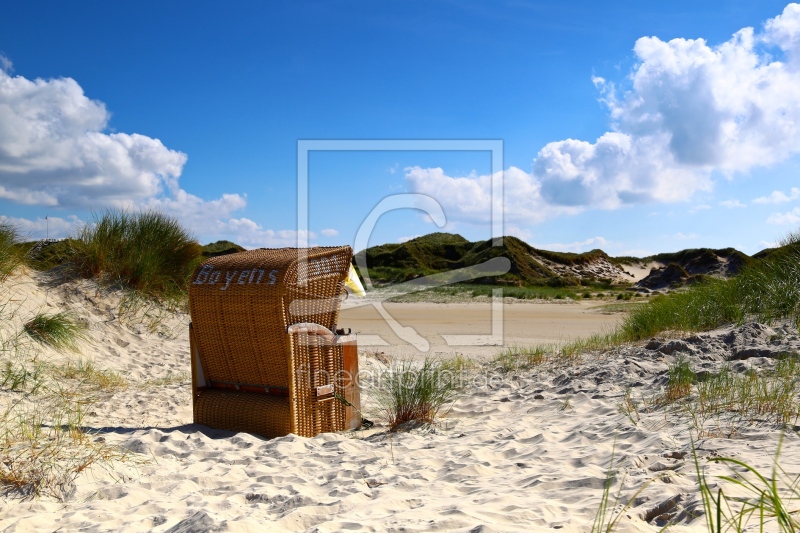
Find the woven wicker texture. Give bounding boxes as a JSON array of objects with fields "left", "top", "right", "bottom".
[
  {"left": 189, "top": 247, "right": 351, "bottom": 387},
  {"left": 290, "top": 330, "right": 346, "bottom": 436},
  {"left": 194, "top": 389, "right": 293, "bottom": 437},
  {"left": 188, "top": 246, "right": 353, "bottom": 438}
]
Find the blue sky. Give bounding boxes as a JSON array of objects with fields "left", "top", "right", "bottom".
[{"left": 2, "top": 1, "right": 800, "bottom": 256}]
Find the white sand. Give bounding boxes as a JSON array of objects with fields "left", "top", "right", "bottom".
[
  {"left": 0, "top": 270, "right": 798, "bottom": 532},
  {"left": 619, "top": 262, "right": 663, "bottom": 282}
]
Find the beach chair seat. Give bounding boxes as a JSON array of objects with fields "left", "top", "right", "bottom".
[{"left": 188, "top": 246, "right": 361, "bottom": 438}]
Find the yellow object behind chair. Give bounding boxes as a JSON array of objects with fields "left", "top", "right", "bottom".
[{"left": 344, "top": 264, "right": 366, "bottom": 297}]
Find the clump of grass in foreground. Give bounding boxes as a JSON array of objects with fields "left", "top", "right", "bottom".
[
  {"left": 664, "top": 356, "right": 694, "bottom": 402},
  {"left": 591, "top": 436, "right": 800, "bottom": 531},
  {"left": 687, "top": 359, "right": 800, "bottom": 436},
  {"left": 694, "top": 435, "right": 800, "bottom": 532},
  {"left": 0, "top": 353, "right": 132, "bottom": 499},
  {"left": 0, "top": 302, "right": 133, "bottom": 499},
  {"left": 24, "top": 312, "right": 88, "bottom": 352},
  {"left": 0, "top": 393, "right": 132, "bottom": 500},
  {"left": 0, "top": 221, "right": 25, "bottom": 283},
  {"left": 70, "top": 209, "right": 202, "bottom": 300},
  {"left": 373, "top": 358, "right": 463, "bottom": 431},
  {"left": 55, "top": 358, "right": 128, "bottom": 391}
]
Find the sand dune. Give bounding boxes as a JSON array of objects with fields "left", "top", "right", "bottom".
[{"left": 0, "top": 271, "right": 798, "bottom": 531}]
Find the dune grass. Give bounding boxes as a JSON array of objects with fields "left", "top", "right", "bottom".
[
  {"left": 590, "top": 437, "right": 667, "bottom": 533},
  {"left": 386, "top": 283, "right": 582, "bottom": 303},
  {"left": 594, "top": 436, "right": 800, "bottom": 532},
  {"left": 0, "top": 389, "right": 132, "bottom": 500},
  {"left": 687, "top": 359, "right": 800, "bottom": 436},
  {"left": 621, "top": 230, "right": 800, "bottom": 341},
  {"left": 373, "top": 358, "right": 463, "bottom": 431},
  {"left": 665, "top": 356, "right": 694, "bottom": 402},
  {"left": 55, "top": 358, "right": 128, "bottom": 391},
  {"left": 496, "top": 229, "right": 800, "bottom": 371},
  {"left": 70, "top": 209, "right": 202, "bottom": 299},
  {"left": 0, "top": 343, "right": 131, "bottom": 499},
  {"left": 0, "top": 343, "right": 132, "bottom": 499},
  {"left": 493, "top": 329, "right": 627, "bottom": 371},
  {"left": 0, "top": 238, "right": 133, "bottom": 498},
  {"left": 694, "top": 435, "right": 800, "bottom": 532},
  {"left": 0, "top": 221, "right": 25, "bottom": 283},
  {"left": 24, "top": 312, "right": 88, "bottom": 352}
]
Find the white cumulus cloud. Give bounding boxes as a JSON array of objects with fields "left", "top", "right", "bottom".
[
  {"left": 0, "top": 65, "right": 311, "bottom": 247},
  {"left": 767, "top": 207, "right": 800, "bottom": 225},
  {"left": 407, "top": 4, "right": 800, "bottom": 224},
  {"left": 320, "top": 228, "right": 339, "bottom": 237},
  {"left": 0, "top": 68, "right": 189, "bottom": 208},
  {"left": 753, "top": 187, "right": 800, "bottom": 204},
  {"left": 532, "top": 236, "right": 610, "bottom": 253},
  {"left": 404, "top": 166, "right": 579, "bottom": 225},
  {"left": 720, "top": 199, "right": 746, "bottom": 208},
  {"left": 537, "top": 4, "right": 800, "bottom": 208}
]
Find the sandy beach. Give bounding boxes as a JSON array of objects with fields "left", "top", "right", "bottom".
[
  {"left": 340, "top": 300, "right": 623, "bottom": 358},
  {"left": 0, "top": 270, "right": 798, "bottom": 532}
]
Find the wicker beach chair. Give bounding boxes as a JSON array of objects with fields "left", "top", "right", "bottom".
[{"left": 188, "top": 246, "right": 361, "bottom": 439}]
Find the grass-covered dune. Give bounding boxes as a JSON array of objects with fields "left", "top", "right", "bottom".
[
  {"left": 622, "top": 233, "right": 800, "bottom": 340},
  {"left": 16, "top": 213, "right": 244, "bottom": 297},
  {"left": 354, "top": 232, "right": 627, "bottom": 287},
  {"left": 496, "top": 229, "right": 800, "bottom": 369}
]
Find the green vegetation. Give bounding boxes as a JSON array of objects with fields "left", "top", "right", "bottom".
[
  {"left": 493, "top": 330, "right": 626, "bottom": 371},
  {"left": 494, "top": 344, "right": 549, "bottom": 370},
  {"left": 0, "top": 391, "right": 132, "bottom": 500},
  {"left": 646, "top": 247, "right": 750, "bottom": 270},
  {"left": 616, "top": 355, "right": 800, "bottom": 440},
  {"left": 695, "top": 435, "right": 800, "bottom": 532},
  {"left": 70, "top": 209, "right": 202, "bottom": 299},
  {"left": 388, "top": 283, "right": 580, "bottom": 302},
  {"left": 372, "top": 358, "right": 463, "bottom": 431},
  {"left": 24, "top": 312, "right": 88, "bottom": 352},
  {"left": 535, "top": 247, "right": 609, "bottom": 266},
  {"left": 55, "top": 358, "right": 128, "bottom": 391},
  {"left": 621, "top": 231, "right": 800, "bottom": 340},
  {"left": 201, "top": 240, "right": 245, "bottom": 257},
  {"left": 15, "top": 239, "right": 74, "bottom": 271},
  {"left": 0, "top": 216, "right": 140, "bottom": 499},
  {"left": 594, "top": 436, "right": 800, "bottom": 532},
  {"left": 356, "top": 232, "right": 620, "bottom": 287},
  {"left": 690, "top": 360, "right": 800, "bottom": 435},
  {"left": 20, "top": 237, "right": 242, "bottom": 272},
  {"left": 665, "top": 356, "right": 694, "bottom": 402},
  {"left": 0, "top": 221, "right": 25, "bottom": 282},
  {"left": 590, "top": 438, "right": 663, "bottom": 533},
  {"left": 494, "top": 230, "right": 800, "bottom": 373}
]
